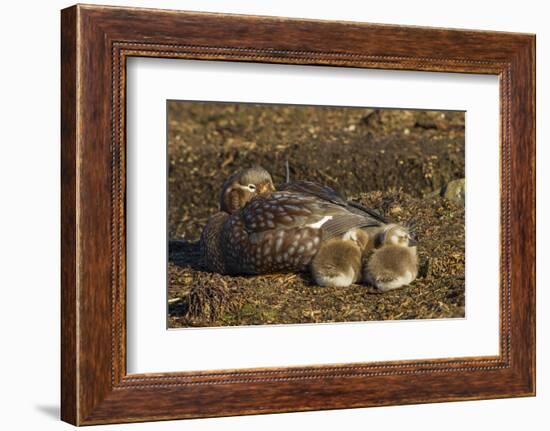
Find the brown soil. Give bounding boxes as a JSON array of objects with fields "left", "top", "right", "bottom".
[{"left": 167, "top": 102, "right": 465, "bottom": 327}]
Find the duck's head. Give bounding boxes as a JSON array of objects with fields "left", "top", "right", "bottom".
[
  {"left": 378, "top": 223, "right": 417, "bottom": 248},
  {"left": 220, "top": 166, "right": 275, "bottom": 213}
]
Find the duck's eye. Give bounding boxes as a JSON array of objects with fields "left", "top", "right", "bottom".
[{"left": 247, "top": 184, "right": 256, "bottom": 191}]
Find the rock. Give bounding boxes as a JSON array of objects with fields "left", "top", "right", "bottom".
[{"left": 442, "top": 178, "right": 465, "bottom": 205}]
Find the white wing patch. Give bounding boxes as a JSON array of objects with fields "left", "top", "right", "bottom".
[{"left": 307, "top": 215, "right": 333, "bottom": 229}]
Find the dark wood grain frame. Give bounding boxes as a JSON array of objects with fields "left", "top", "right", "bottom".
[{"left": 61, "top": 4, "right": 535, "bottom": 426}]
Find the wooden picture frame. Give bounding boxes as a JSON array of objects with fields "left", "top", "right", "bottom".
[{"left": 61, "top": 4, "right": 535, "bottom": 425}]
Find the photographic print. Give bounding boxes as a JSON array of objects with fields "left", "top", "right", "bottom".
[{"left": 167, "top": 101, "right": 466, "bottom": 328}]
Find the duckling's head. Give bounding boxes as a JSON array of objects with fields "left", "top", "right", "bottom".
[
  {"left": 379, "top": 224, "right": 417, "bottom": 248},
  {"left": 342, "top": 228, "right": 370, "bottom": 251},
  {"left": 220, "top": 166, "right": 275, "bottom": 213}
]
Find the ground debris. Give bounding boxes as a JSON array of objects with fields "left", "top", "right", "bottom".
[{"left": 167, "top": 103, "right": 465, "bottom": 328}]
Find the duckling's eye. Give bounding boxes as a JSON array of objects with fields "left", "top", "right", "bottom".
[{"left": 247, "top": 184, "right": 256, "bottom": 191}]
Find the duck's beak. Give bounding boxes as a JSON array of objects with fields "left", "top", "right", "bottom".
[
  {"left": 258, "top": 181, "right": 275, "bottom": 193},
  {"left": 408, "top": 237, "right": 418, "bottom": 247}
]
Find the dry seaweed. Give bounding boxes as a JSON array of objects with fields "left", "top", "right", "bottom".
[{"left": 167, "top": 103, "right": 465, "bottom": 328}]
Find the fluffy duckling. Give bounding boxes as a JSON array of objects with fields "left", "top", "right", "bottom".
[
  {"left": 363, "top": 224, "right": 418, "bottom": 292},
  {"left": 310, "top": 229, "right": 370, "bottom": 287}
]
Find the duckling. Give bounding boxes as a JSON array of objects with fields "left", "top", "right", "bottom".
[
  {"left": 363, "top": 224, "right": 418, "bottom": 292},
  {"left": 310, "top": 229, "right": 370, "bottom": 287}
]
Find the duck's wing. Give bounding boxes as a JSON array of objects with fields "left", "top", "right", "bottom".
[
  {"left": 345, "top": 200, "right": 389, "bottom": 224},
  {"left": 279, "top": 180, "right": 388, "bottom": 224},
  {"left": 320, "top": 213, "right": 380, "bottom": 241},
  {"left": 240, "top": 191, "right": 332, "bottom": 232},
  {"left": 240, "top": 191, "right": 380, "bottom": 239},
  {"left": 279, "top": 180, "right": 348, "bottom": 206},
  {"left": 226, "top": 193, "right": 325, "bottom": 274}
]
